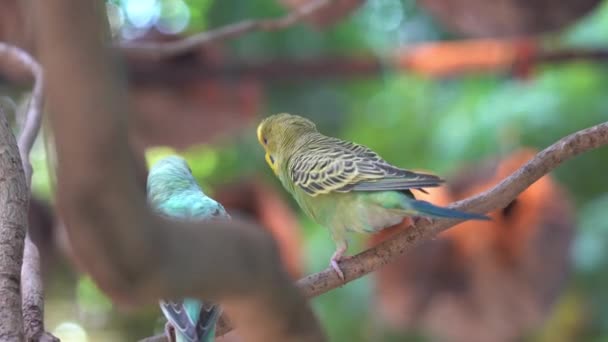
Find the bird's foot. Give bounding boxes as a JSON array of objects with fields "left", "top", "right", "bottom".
[
  {"left": 330, "top": 258, "right": 345, "bottom": 281},
  {"left": 165, "top": 322, "right": 176, "bottom": 342},
  {"left": 330, "top": 243, "right": 348, "bottom": 281}
]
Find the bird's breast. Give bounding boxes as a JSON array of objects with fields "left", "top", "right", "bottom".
[{"left": 298, "top": 191, "right": 405, "bottom": 234}]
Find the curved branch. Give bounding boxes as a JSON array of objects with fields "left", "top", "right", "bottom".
[
  {"left": 120, "top": 0, "right": 332, "bottom": 61},
  {"left": 296, "top": 121, "right": 608, "bottom": 296},
  {"left": 0, "top": 42, "right": 56, "bottom": 341},
  {"left": 159, "top": 119, "right": 604, "bottom": 339},
  {"left": 0, "top": 43, "right": 42, "bottom": 185},
  {"left": 142, "top": 119, "right": 608, "bottom": 341},
  {"left": 8, "top": 46, "right": 50, "bottom": 342},
  {"left": 10, "top": 47, "right": 43, "bottom": 188},
  {"left": 31, "top": 1, "right": 324, "bottom": 341}
]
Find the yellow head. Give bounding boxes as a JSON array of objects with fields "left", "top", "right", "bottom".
[{"left": 256, "top": 113, "right": 317, "bottom": 174}]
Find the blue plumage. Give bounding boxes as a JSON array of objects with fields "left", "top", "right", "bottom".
[
  {"left": 408, "top": 198, "right": 490, "bottom": 221},
  {"left": 147, "top": 156, "right": 229, "bottom": 342}
]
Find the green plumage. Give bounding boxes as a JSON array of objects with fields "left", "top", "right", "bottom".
[
  {"left": 289, "top": 135, "right": 445, "bottom": 195},
  {"left": 257, "top": 113, "right": 489, "bottom": 278}
]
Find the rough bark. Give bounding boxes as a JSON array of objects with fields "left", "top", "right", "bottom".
[{"left": 0, "top": 105, "right": 26, "bottom": 342}]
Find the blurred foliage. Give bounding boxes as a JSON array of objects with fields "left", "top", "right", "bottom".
[
  {"left": 75, "top": 277, "right": 113, "bottom": 326},
  {"left": 26, "top": 0, "right": 608, "bottom": 340}
]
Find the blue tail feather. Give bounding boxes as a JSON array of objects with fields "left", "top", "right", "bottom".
[{"left": 410, "top": 200, "right": 490, "bottom": 221}]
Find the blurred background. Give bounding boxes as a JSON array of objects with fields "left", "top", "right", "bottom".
[{"left": 2, "top": 0, "right": 608, "bottom": 341}]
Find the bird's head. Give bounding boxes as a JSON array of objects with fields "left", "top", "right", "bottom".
[
  {"left": 256, "top": 113, "right": 317, "bottom": 174},
  {"left": 147, "top": 155, "right": 198, "bottom": 199}
]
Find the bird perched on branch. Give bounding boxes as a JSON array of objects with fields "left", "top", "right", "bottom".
[
  {"left": 256, "top": 113, "right": 489, "bottom": 279},
  {"left": 147, "top": 155, "right": 230, "bottom": 342}
]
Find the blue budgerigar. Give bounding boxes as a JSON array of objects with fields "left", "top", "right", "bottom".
[{"left": 147, "top": 156, "right": 230, "bottom": 342}]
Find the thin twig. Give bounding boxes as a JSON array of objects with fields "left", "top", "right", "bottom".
[
  {"left": 140, "top": 120, "right": 608, "bottom": 340},
  {"left": 3, "top": 45, "right": 43, "bottom": 188},
  {"left": 0, "top": 43, "right": 56, "bottom": 341},
  {"left": 120, "top": 0, "right": 333, "bottom": 61}
]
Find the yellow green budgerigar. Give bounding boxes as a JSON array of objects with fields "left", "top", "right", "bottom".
[{"left": 257, "top": 113, "right": 489, "bottom": 279}]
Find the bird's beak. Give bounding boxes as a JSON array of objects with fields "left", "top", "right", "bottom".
[
  {"left": 265, "top": 153, "right": 278, "bottom": 175},
  {"left": 256, "top": 124, "right": 265, "bottom": 146}
]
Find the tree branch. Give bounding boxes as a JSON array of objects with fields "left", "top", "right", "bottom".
[
  {"left": 0, "top": 42, "right": 56, "bottom": 341},
  {"left": 296, "top": 121, "right": 608, "bottom": 296},
  {"left": 30, "top": 1, "right": 324, "bottom": 341},
  {"left": 120, "top": 0, "right": 333, "bottom": 61},
  {"left": 0, "top": 95, "right": 26, "bottom": 342},
  {"left": 8, "top": 45, "right": 43, "bottom": 188},
  {"left": 126, "top": 46, "right": 608, "bottom": 85},
  {"left": 148, "top": 120, "right": 603, "bottom": 339}
]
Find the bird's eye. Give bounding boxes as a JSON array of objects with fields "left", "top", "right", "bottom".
[{"left": 263, "top": 137, "right": 268, "bottom": 145}]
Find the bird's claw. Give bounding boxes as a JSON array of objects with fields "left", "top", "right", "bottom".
[
  {"left": 165, "top": 322, "right": 176, "bottom": 342},
  {"left": 330, "top": 243, "right": 348, "bottom": 281},
  {"left": 330, "top": 257, "right": 345, "bottom": 281}
]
